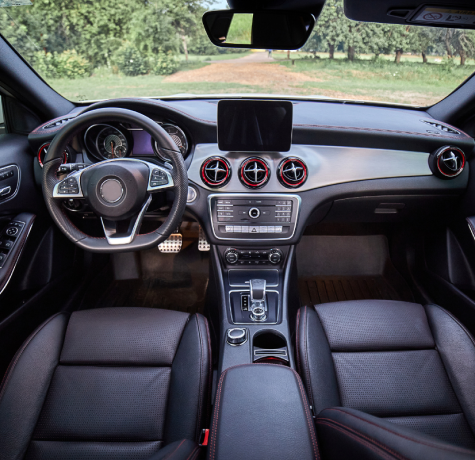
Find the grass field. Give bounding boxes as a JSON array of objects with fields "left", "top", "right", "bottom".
[{"left": 48, "top": 52, "right": 475, "bottom": 106}]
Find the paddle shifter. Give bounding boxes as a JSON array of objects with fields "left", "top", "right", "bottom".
[{"left": 249, "top": 279, "right": 267, "bottom": 322}]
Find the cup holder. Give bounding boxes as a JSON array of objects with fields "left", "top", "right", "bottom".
[{"left": 253, "top": 331, "right": 289, "bottom": 366}]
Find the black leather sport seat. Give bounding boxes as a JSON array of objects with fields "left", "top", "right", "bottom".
[
  {"left": 0, "top": 307, "right": 211, "bottom": 460},
  {"left": 297, "top": 300, "right": 475, "bottom": 459}
]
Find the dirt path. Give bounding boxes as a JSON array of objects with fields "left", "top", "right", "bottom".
[{"left": 164, "top": 52, "right": 319, "bottom": 89}]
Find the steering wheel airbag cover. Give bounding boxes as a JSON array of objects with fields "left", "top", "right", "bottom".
[{"left": 82, "top": 161, "right": 149, "bottom": 220}]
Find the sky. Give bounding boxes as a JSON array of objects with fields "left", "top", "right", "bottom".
[{"left": 212, "top": 0, "right": 229, "bottom": 9}]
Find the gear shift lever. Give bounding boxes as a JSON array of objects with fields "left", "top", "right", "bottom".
[{"left": 249, "top": 279, "right": 267, "bottom": 322}]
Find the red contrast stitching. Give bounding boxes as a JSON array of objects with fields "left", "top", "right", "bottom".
[
  {"left": 210, "top": 363, "right": 320, "bottom": 460},
  {"left": 0, "top": 312, "right": 65, "bottom": 402},
  {"left": 162, "top": 439, "right": 185, "bottom": 460},
  {"left": 195, "top": 315, "right": 204, "bottom": 442},
  {"left": 317, "top": 420, "right": 402, "bottom": 460},
  {"left": 293, "top": 122, "right": 471, "bottom": 140},
  {"left": 296, "top": 308, "right": 301, "bottom": 375},
  {"left": 185, "top": 446, "right": 200, "bottom": 460},
  {"left": 326, "top": 408, "right": 475, "bottom": 455}
]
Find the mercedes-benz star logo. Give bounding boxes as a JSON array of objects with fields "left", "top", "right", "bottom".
[
  {"left": 244, "top": 161, "right": 266, "bottom": 183},
  {"left": 205, "top": 160, "right": 227, "bottom": 182},
  {"left": 442, "top": 151, "right": 460, "bottom": 171},
  {"left": 283, "top": 161, "right": 304, "bottom": 181}
]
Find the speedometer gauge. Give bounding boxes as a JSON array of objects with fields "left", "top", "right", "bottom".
[
  {"left": 96, "top": 126, "right": 129, "bottom": 159},
  {"left": 153, "top": 124, "right": 188, "bottom": 160}
]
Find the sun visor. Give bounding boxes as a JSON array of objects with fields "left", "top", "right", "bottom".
[{"left": 345, "top": 0, "right": 475, "bottom": 29}]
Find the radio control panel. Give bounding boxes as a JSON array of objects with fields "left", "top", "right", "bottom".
[{"left": 209, "top": 194, "right": 300, "bottom": 240}]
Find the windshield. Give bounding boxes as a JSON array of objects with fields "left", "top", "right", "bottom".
[{"left": 1, "top": 0, "right": 475, "bottom": 106}]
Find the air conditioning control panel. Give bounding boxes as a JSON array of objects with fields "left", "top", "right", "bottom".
[{"left": 209, "top": 194, "right": 300, "bottom": 240}]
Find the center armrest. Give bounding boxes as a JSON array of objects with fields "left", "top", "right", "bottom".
[{"left": 207, "top": 363, "right": 320, "bottom": 460}]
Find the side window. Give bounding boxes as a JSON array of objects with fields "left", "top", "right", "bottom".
[{"left": 0, "top": 97, "right": 5, "bottom": 134}]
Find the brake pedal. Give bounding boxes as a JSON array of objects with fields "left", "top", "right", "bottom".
[
  {"left": 198, "top": 226, "right": 210, "bottom": 251},
  {"left": 158, "top": 233, "right": 183, "bottom": 253}
]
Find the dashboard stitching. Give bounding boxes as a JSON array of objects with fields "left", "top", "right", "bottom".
[{"left": 293, "top": 123, "right": 471, "bottom": 139}]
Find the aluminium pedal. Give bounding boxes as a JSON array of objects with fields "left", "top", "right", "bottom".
[
  {"left": 158, "top": 233, "right": 183, "bottom": 253},
  {"left": 198, "top": 226, "right": 210, "bottom": 251}
]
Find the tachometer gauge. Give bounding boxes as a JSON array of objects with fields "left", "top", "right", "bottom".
[
  {"left": 153, "top": 124, "right": 188, "bottom": 160},
  {"left": 96, "top": 126, "right": 129, "bottom": 159}
]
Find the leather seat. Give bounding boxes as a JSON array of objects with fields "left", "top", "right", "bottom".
[
  {"left": 296, "top": 300, "right": 475, "bottom": 459},
  {"left": 0, "top": 307, "right": 211, "bottom": 460}
]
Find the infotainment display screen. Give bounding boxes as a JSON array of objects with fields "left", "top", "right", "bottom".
[{"left": 217, "top": 100, "right": 293, "bottom": 152}]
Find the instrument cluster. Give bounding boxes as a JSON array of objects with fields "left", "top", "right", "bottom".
[{"left": 83, "top": 121, "right": 189, "bottom": 161}]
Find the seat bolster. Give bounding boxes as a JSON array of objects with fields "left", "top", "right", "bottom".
[
  {"left": 149, "top": 439, "right": 200, "bottom": 460},
  {"left": 425, "top": 304, "right": 475, "bottom": 436},
  {"left": 0, "top": 312, "right": 69, "bottom": 460},
  {"left": 316, "top": 407, "right": 475, "bottom": 460},
  {"left": 297, "top": 306, "right": 340, "bottom": 413},
  {"left": 165, "top": 313, "right": 211, "bottom": 445}
]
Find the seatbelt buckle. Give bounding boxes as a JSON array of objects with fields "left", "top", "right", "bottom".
[{"left": 199, "top": 428, "right": 210, "bottom": 446}]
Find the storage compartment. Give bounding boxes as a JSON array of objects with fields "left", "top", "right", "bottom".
[
  {"left": 253, "top": 330, "right": 289, "bottom": 365},
  {"left": 209, "top": 364, "right": 318, "bottom": 460}
]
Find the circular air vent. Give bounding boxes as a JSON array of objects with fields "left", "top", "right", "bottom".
[
  {"left": 37, "top": 143, "right": 68, "bottom": 168},
  {"left": 278, "top": 157, "right": 308, "bottom": 188},
  {"left": 200, "top": 156, "right": 231, "bottom": 187},
  {"left": 240, "top": 157, "right": 270, "bottom": 188},
  {"left": 429, "top": 146, "right": 465, "bottom": 179}
]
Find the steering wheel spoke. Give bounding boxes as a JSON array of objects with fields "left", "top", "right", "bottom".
[{"left": 101, "top": 195, "right": 152, "bottom": 245}]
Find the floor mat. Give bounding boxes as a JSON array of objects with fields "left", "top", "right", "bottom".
[
  {"left": 299, "top": 276, "right": 409, "bottom": 306},
  {"left": 297, "top": 235, "right": 415, "bottom": 306},
  {"left": 83, "top": 223, "right": 209, "bottom": 315}
]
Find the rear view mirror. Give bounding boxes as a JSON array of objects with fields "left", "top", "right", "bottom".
[{"left": 202, "top": 10, "right": 315, "bottom": 50}]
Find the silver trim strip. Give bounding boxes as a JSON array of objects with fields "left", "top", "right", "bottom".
[
  {"left": 208, "top": 193, "right": 301, "bottom": 241},
  {"left": 100, "top": 195, "right": 152, "bottom": 245},
  {"left": 228, "top": 268, "right": 279, "bottom": 287},
  {"left": 229, "top": 289, "right": 279, "bottom": 325}
]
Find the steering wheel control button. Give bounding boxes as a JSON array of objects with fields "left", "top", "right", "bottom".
[
  {"left": 150, "top": 169, "right": 169, "bottom": 187},
  {"left": 227, "top": 328, "right": 247, "bottom": 346},
  {"left": 58, "top": 176, "right": 81, "bottom": 195},
  {"left": 100, "top": 179, "right": 124, "bottom": 204}
]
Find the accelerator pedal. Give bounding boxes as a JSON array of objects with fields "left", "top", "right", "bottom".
[
  {"left": 158, "top": 233, "right": 183, "bottom": 253},
  {"left": 198, "top": 226, "right": 210, "bottom": 252}
]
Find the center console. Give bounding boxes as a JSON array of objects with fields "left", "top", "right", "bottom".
[{"left": 208, "top": 363, "right": 318, "bottom": 460}]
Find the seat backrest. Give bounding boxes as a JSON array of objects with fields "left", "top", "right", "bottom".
[{"left": 0, "top": 307, "right": 211, "bottom": 460}]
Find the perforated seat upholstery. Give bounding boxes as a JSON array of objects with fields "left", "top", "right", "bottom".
[
  {"left": 0, "top": 307, "right": 211, "bottom": 460},
  {"left": 297, "top": 300, "right": 475, "bottom": 459}
]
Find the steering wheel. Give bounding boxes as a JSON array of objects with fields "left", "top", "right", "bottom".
[{"left": 42, "top": 108, "right": 188, "bottom": 253}]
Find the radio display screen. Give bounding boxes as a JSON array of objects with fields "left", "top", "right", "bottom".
[{"left": 217, "top": 100, "right": 293, "bottom": 152}]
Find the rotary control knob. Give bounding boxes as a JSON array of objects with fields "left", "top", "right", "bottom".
[
  {"left": 268, "top": 249, "right": 282, "bottom": 265},
  {"left": 250, "top": 306, "right": 267, "bottom": 322},
  {"left": 225, "top": 248, "right": 239, "bottom": 264},
  {"left": 249, "top": 207, "right": 261, "bottom": 219},
  {"left": 227, "top": 328, "right": 247, "bottom": 345}
]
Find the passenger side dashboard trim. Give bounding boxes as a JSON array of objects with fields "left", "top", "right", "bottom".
[{"left": 189, "top": 144, "right": 432, "bottom": 193}]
